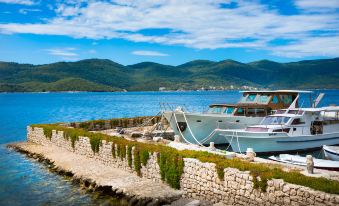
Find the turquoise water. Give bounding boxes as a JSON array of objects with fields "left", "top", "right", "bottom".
[{"left": 0, "top": 91, "right": 338, "bottom": 205}]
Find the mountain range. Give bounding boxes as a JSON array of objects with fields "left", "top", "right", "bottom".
[{"left": 0, "top": 58, "right": 338, "bottom": 92}]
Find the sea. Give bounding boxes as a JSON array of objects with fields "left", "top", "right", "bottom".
[{"left": 0, "top": 90, "right": 339, "bottom": 205}]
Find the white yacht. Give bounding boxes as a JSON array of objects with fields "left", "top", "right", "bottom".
[
  {"left": 216, "top": 105, "right": 339, "bottom": 153},
  {"left": 162, "top": 90, "right": 311, "bottom": 145}
]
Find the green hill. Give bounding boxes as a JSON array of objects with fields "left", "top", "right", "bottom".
[{"left": 0, "top": 57, "right": 338, "bottom": 92}]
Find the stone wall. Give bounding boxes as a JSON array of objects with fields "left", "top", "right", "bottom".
[{"left": 27, "top": 127, "right": 339, "bottom": 206}]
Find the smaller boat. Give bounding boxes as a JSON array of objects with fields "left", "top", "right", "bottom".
[
  {"left": 269, "top": 154, "right": 339, "bottom": 171},
  {"left": 215, "top": 93, "right": 339, "bottom": 153},
  {"left": 323, "top": 145, "right": 339, "bottom": 161}
]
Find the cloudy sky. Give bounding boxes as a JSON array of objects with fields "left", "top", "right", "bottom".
[{"left": 0, "top": 0, "right": 338, "bottom": 65}]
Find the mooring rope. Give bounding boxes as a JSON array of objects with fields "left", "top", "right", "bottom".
[
  {"left": 181, "top": 111, "right": 205, "bottom": 147},
  {"left": 172, "top": 112, "right": 195, "bottom": 145},
  {"left": 224, "top": 130, "right": 235, "bottom": 151},
  {"left": 235, "top": 130, "right": 243, "bottom": 154},
  {"left": 199, "top": 129, "right": 218, "bottom": 144}
]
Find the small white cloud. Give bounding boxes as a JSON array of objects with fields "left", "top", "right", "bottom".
[
  {"left": 19, "top": 8, "right": 41, "bottom": 15},
  {"left": 132, "top": 50, "right": 169, "bottom": 57},
  {"left": 295, "top": 0, "right": 339, "bottom": 11},
  {"left": 0, "top": 0, "right": 35, "bottom": 5},
  {"left": 88, "top": 49, "right": 96, "bottom": 54},
  {"left": 45, "top": 48, "right": 78, "bottom": 58}
]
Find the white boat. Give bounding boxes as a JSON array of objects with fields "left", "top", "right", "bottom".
[
  {"left": 162, "top": 90, "right": 312, "bottom": 145},
  {"left": 269, "top": 154, "right": 339, "bottom": 171},
  {"left": 216, "top": 103, "right": 339, "bottom": 153},
  {"left": 323, "top": 145, "right": 339, "bottom": 161}
]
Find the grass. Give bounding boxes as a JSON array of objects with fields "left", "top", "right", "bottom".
[
  {"left": 32, "top": 123, "right": 339, "bottom": 194},
  {"left": 72, "top": 116, "right": 161, "bottom": 131}
]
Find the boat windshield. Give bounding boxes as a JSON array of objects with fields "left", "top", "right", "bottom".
[
  {"left": 240, "top": 93, "right": 270, "bottom": 104},
  {"left": 208, "top": 106, "right": 223, "bottom": 114},
  {"left": 223, "top": 107, "right": 235, "bottom": 114},
  {"left": 261, "top": 116, "right": 291, "bottom": 125}
]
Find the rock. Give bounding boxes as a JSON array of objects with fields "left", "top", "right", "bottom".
[
  {"left": 153, "top": 137, "right": 163, "bottom": 142},
  {"left": 185, "top": 200, "right": 201, "bottom": 206}
]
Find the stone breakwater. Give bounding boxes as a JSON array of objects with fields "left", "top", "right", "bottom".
[{"left": 26, "top": 126, "right": 339, "bottom": 206}]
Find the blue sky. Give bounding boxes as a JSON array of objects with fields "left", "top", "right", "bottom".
[{"left": 0, "top": 0, "right": 338, "bottom": 65}]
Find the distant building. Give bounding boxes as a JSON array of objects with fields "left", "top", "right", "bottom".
[{"left": 159, "top": 87, "right": 166, "bottom": 91}]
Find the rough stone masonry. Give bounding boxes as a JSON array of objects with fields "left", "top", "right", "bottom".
[{"left": 26, "top": 126, "right": 339, "bottom": 206}]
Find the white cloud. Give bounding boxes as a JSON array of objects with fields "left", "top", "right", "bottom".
[
  {"left": 132, "top": 50, "right": 169, "bottom": 56},
  {"left": 295, "top": 0, "right": 339, "bottom": 11},
  {"left": 88, "top": 49, "right": 96, "bottom": 54},
  {"left": 0, "top": 0, "right": 338, "bottom": 58},
  {"left": 45, "top": 47, "right": 78, "bottom": 58},
  {"left": 272, "top": 36, "right": 339, "bottom": 57},
  {"left": 0, "top": 0, "right": 35, "bottom": 5},
  {"left": 19, "top": 8, "right": 41, "bottom": 15}
]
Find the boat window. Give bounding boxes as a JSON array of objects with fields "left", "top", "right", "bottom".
[
  {"left": 261, "top": 116, "right": 291, "bottom": 125},
  {"left": 240, "top": 94, "right": 248, "bottom": 103},
  {"left": 246, "top": 94, "right": 257, "bottom": 102},
  {"left": 258, "top": 95, "right": 270, "bottom": 104},
  {"left": 236, "top": 107, "right": 245, "bottom": 115},
  {"left": 248, "top": 108, "right": 255, "bottom": 115},
  {"left": 273, "top": 128, "right": 290, "bottom": 133},
  {"left": 291, "top": 118, "right": 305, "bottom": 125},
  {"left": 288, "top": 110, "right": 298, "bottom": 114},
  {"left": 275, "top": 110, "right": 286, "bottom": 114},
  {"left": 208, "top": 106, "right": 222, "bottom": 113},
  {"left": 246, "top": 108, "right": 267, "bottom": 117},
  {"left": 256, "top": 108, "right": 266, "bottom": 116},
  {"left": 271, "top": 95, "right": 279, "bottom": 104},
  {"left": 223, "top": 107, "right": 234, "bottom": 114},
  {"left": 280, "top": 95, "right": 293, "bottom": 105},
  {"left": 287, "top": 110, "right": 304, "bottom": 115}
]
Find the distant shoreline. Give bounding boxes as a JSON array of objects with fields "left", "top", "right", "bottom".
[
  {"left": 1, "top": 58, "right": 338, "bottom": 93},
  {"left": 1, "top": 88, "right": 339, "bottom": 94}
]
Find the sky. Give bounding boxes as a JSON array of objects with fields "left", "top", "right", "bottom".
[{"left": 0, "top": 0, "right": 338, "bottom": 65}]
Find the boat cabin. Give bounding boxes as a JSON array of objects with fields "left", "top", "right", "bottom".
[
  {"left": 207, "top": 90, "right": 308, "bottom": 117},
  {"left": 245, "top": 106, "right": 339, "bottom": 136}
]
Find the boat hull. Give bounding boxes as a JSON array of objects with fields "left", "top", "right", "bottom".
[
  {"left": 269, "top": 154, "right": 339, "bottom": 171},
  {"left": 323, "top": 145, "right": 339, "bottom": 161},
  {"left": 163, "top": 111, "right": 263, "bottom": 145},
  {"left": 216, "top": 130, "right": 339, "bottom": 153}
]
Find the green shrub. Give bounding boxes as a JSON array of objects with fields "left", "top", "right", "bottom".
[
  {"left": 89, "top": 135, "right": 101, "bottom": 154},
  {"left": 134, "top": 148, "right": 142, "bottom": 176},
  {"left": 43, "top": 127, "right": 53, "bottom": 140},
  {"left": 79, "top": 122, "right": 90, "bottom": 130},
  {"left": 127, "top": 145, "right": 133, "bottom": 168},
  {"left": 116, "top": 144, "right": 121, "bottom": 157},
  {"left": 63, "top": 130, "right": 79, "bottom": 148},
  {"left": 141, "top": 150, "right": 150, "bottom": 166},
  {"left": 158, "top": 151, "right": 184, "bottom": 189}
]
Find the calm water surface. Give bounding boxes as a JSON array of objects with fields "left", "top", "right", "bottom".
[{"left": 0, "top": 91, "right": 338, "bottom": 205}]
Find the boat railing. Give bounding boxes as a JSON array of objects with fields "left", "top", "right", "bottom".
[{"left": 159, "top": 102, "right": 193, "bottom": 112}]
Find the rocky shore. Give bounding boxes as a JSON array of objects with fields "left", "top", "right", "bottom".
[{"left": 7, "top": 142, "right": 185, "bottom": 206}]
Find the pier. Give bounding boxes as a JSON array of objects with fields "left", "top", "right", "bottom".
[{"left": 8, "top": 116, "right": 339, "bottom": 206}]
